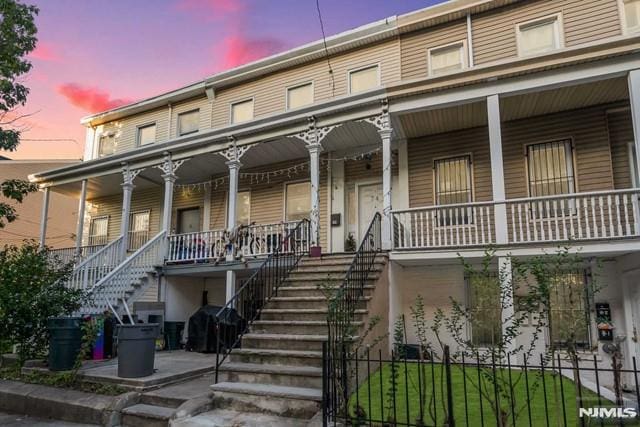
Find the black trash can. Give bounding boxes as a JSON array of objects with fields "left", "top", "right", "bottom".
[
  {"left": 117, "top": 324, "right": 159, "bottom": 378},
  {"left": 48, "top": 317, "right": 82, "bottom": 371},
  {"left": 164, "top": 321, "right": 185, "bottom": 350}
]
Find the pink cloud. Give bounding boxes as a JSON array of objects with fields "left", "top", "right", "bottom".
[
  {"left": 29, "top": 41, "right": 61, "bottom": 62},
  {"left": 56, "top": 83, "right": 133, "bottom": 113},
  {"left": 174, "top": 0, "right": 243, "bottom": 20},
  {"left": 216, "top": 34, "right": 285, "bottom": 71}
]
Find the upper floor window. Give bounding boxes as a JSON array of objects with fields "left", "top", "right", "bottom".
[
  {"left": 516, "top": 14, "right": 563, "bottom": 57},
  {"left": 526, "top": 140, "right": 575, "bottom": 198},
  {"left": 623, "top": 0, "right": 640, "bottom": 33},
  {"left": 348, "top": 65, "right": 379, "bottom": 94},
  {"left": 428, "top": 42, "right": 466, "bottom": 76},
  {"left": 88, "top": 216, "right": 109, "bottom": 246},
  {"left": 98, "top": 134, "right": 116, "bottom": 158},
  {"left": 434, "top": 155, "right": 473, "bottom": 225},
  {"left": 137, "top": 123, "right": 156, "bottom": 146},
  {"left": 285, "top": 181, "right": 311, "bottom": 222},
  {"left": 178, "top": 109, "right": 199, "bottom": 136},
  {"left": 231, "top": 99, "right": 254, "bottom": 124},
  {"left": 286, "top": 82, "right": 314, "bottom": 110}
]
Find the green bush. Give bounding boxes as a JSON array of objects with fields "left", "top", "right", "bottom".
[{"left": 0, "top": 242, "right": 88, "bottom": 364}]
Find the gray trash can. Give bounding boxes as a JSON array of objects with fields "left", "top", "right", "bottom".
[{"left": 116, "top": 324, "right": 159, "bottom": 378}]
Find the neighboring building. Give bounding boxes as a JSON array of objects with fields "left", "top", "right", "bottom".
[
  {"left": 28, "top": 0, "right": 640, "bottom": 409},
  {"left": 0, "top": 159, "right": 79, "bottom": 250}
]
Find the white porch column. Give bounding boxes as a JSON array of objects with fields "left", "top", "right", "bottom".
[
  {"left": 157, "top": 153, "right": 183, "bottom": 234},
  {"left": 120, "top": 164, "right": 137, "bottom": 257},
  {"left": 499, "top": 256, "right": 517, "bottom": 356},
  {"left": 487, "top": 94, "right": 508, "bottom": 244},
  {"left": 379, "top": 122, "right": 393, "bottom": 250},
  {"left": 307, "top": 141, "right": 322, "bottom": 246},
  {"left": 74, "top": 179, "right": 88, "bottom": 255},
  {"left": 627, "top": 70, "right": 640, "bottom": 229},
  {"left": 38, "top": 187, "right": 50, "bottom": 249},
  {"left": 226, "top": 158, "right": 241, "bottom": 236}
]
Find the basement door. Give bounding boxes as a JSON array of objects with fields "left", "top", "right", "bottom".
[{"left": 357, "top": 182, "right": 383, "bottom": 242}]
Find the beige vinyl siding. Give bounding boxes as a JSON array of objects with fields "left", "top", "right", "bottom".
[
  {"left": 171, "top": 97, "right": 212, "bottom": 138},
  {"left": 502, "top": 106, "right": 614, "bottom": 199},
  {"left": 608, "top": 108, "right": 635, "bottom": 189},
  {"left": 88, "top": 188, "right": 162, "bottom": 243},
  {"left": 400, "top": 19, "right": 468, "bottom": 80},
  {"left": 472, "top": 0, "right": 622, "bottom": 65},
  {"left": 108, "top": 108, "right": 169, "bottom": 155},
  {"left": 211, "top": 39, "right": 401, "bottom": 128},
  {"left": 210, "top": 190, "right": 228, "bottom": 230}
]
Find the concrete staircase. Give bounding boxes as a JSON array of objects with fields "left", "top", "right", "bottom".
[{"left": 211, "top": 253, "right": 386, "bottom": 421}]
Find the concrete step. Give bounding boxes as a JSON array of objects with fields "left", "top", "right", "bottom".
[
  {"left": 230, "top": 348, "right": 323, "bottom": 367},
  {"left": 242, "top": 333, "right": 328, "bottom": 351},
  {"left": 260, "top": 308, "right": 367, "bottom": 322},
  {"left": 286, "top": 272, "right": 347, "bottom": 281},
  {"left": 251, "top": 320, "right": 362, "bottom": 335},
  {"left": 218, "top": 362, "right": 322, "bottom": 388},
  {"left": 140, "top": 375, "right": 214, "bottom": 408},
  {"left": 170, "top": 408, "right": 309, "bottom": 427},
  {"left": 267, "top": 295, "right": 370, "bottom": 310},
  {"left": 121, "top": 403, "right": 176, "bottom": 427},
  {"left": 276, "top": 284, "right": 375, "bottom": 298},
  {"left": 210, "top": 382, "right": 321, "bottom": 419},
  {"left": 292, "top": 264, "right": 385, "bottom": 274}
]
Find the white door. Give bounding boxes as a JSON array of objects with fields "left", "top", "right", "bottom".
[{"left": 358, "top": 183, "right": 383, "bottom": 242}]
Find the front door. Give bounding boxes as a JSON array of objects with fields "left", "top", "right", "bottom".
[
  {"left": 177, "top": 208, "right": 201, "bottom": 234},
  {"left": 358, "top": 182, "right": 383, "bottom": 242}
]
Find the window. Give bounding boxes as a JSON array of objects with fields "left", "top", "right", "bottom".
[
  {"left": 526, "top": 140, "right": 575, "bottom": 197},
  {"left": 623, "top": 0, "right": 640, "bottom": 33},
  {"left": 348, "top": 65, "right": 379, "bottom": 94},
  {"left": 231, "top": 99, "right": 254, "bottom": 124},
  {"left": 285, "top": 182, "right": 311, "bottom": 221},
  {"left": 88, "top": 216, "right": 108, "bottom": 246},
  {"left": 467, "top": 272, "right": 502, "bottom": 347},
  {"left": 128, "top": 211, "right": 150, "bottom": 250},
  {"left": 98, "top": 134, "right": 116, "bottom": 157},
  {"left": 286, "top": 82, "right": 314, "bottom": 110},
  {"left": 137, "top": 123, "right": 156, "bottom": 146},
  {"left": 516, "top": 15, "right": 562, "bottom": 57},
  {"left": 236, "top": 191, "right": 251, "bottom": 226},
  {"left": 548, "top": 270, "right": 591, "bottom": 349},
  {"left": 629, "top": 143, "right": 640, "bottom": 187},
  {"left": 429, "top": 42, "right": 465, "bottom": 76},
  {"left": 434, "top": 155, "right": 473, "bottom": 225},
  {"left": 178, "top": 110, "right": 199, "bottom": 136}
]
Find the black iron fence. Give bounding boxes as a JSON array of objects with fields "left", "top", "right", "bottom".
[
  {"left": 213, "top": 219, "right": 310, "bottom": 382},
  {"left": 323, "top": 344, "right": 640, "bottom": 427}
]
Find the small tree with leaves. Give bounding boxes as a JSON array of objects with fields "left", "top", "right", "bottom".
[{"left": 0, "top": 0, "right": 40, "bottom": 227}]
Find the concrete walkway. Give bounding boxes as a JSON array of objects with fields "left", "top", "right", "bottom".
[
  {"left": 171, "top": 409, "right": 309, "bottom": 426},
  {"left": 0, "top": 412, "right": 97, "bottom": 426}
]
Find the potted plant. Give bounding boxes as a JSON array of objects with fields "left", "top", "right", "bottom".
[{"left": 345, "top": 233, "right": 356, "bottom": 252}]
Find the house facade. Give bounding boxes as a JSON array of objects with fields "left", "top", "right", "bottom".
[{"left": 30, "top": 0, "right": 640, "bottom": 380}]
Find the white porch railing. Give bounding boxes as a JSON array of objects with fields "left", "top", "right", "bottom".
[
  {"left": 84, "top": 231, "right": 166, "bottom": 314},
  {"left": 67, "top": 236, "right": 126, "bottom": 290},
  {"left": 392, "top": 189, "right": 640, "bottom": 250},
  {"left": 128, "top": 230, "right": 150, "bottom": 251},
  {"left": 49, "top": 244, "right": 105, "bottom": 265},
  {"left": 166, "top": 221, "right": 304, "bottom": 263}
]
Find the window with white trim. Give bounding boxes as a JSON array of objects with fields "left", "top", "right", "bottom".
[
  {"left": 526, "top": 140, "right": 575, "bottom": 198},
  {"left": 516, "top": 15, "right": 562, "bottom": 57},
  {"left": 429, "top": 42, "right": 465, "bottom": 76},
  {"left": 137, "top": 123, "right": 156, "bottom": 146},
  {"left": 236, "top": 191, "right": 251, "bottom": 226},
  {"left": 348, "top": 65, "right": 379, "bottom": 94},
  {"left": 548, "top": 270, "right": 591, "bottom": 350},
  {"left": 88, "top": 216, "right": 108, "bottom": 246},
  {"left": 98, "top": 134, "right": 116, "bottom": 158},
  {"left": 467, "top": 272, "right": 502, "bottom": 347},
  {"left": 434, "top": 155, "right": 473, "bottom": 225},
  {"left": 231, "top": 99, "right": 254, "bottom": 124},
  {"left": 629, "top": 143, "right": 640, "bottom": 187},
  {"left": 285, "top": 181, "right": 311, "bottom": 222},
  {"left": 286, "top": 82, "right": 313, "bottom": 110},
  {"left": 178, "top": 110, "right": 199, "bottom": 136},
  {"left": 623, "top": 0, "right": 640, "bottom": 33}
]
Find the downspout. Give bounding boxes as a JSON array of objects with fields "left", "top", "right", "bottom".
[{"left": 466, "top": 13, "right": 474, "bottom": 68}]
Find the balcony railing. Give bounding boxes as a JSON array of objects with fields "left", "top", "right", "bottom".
[
  {"left": 167, "top": 221, "right": 305, "bottom": 264},
  {"left": 392, "top": 189, "right": 640, "bottom": 250},
  {"left": 48, "top": 244, "right": 107, "bottom": 265}
]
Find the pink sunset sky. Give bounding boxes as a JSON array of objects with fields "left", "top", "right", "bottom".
[{"left": 11, "top": 0, "right": 443, "bottom": 160}]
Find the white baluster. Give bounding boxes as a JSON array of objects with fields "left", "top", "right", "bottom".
[
  {"left": 624, "top": 194, "right": 631, "bottom": 236},
  {"left": 615, "top": 195, "right": 623, "bottom": 237}
]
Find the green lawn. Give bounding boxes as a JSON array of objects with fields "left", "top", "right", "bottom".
[{"left": 346, "top": 361, "right": 638, "bottom": 426}]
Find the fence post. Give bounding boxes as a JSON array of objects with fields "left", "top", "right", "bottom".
[
  {"left": 444, "top": 345, "right": 456, "bottom": 427},
  {"left": 322, "top": 341, "right": 328, "bottom": 427}
]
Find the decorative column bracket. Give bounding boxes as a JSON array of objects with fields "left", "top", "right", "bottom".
[
  {"left": 357, "top": 99, "right": 391, "bottom": 132},
  {"left": 289, "top": 116, "right": 341, "bottom": 147},
  {"left": 219, "top": 137, "right": 256, "bottom": 162},
  {"left": 154, "top": 153, "right": 186, "bottom": 177},
  {"left": 121, "top": 164, "right": 144, "bottom": 186}
]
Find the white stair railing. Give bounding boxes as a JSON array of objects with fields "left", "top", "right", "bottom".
[
  {"left": 84, "top": 231, "right": 166, "bottom": 314},
  {"left": 67, "top": 236, "right": 126, "bottom": 290}
]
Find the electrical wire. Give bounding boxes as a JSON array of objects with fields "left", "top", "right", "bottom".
[
  {"left": 315, "top": 0, "right": 335, "bottom": 97},
  {"left": 20, "top": 138, "right": 80, "bottom": 146}
]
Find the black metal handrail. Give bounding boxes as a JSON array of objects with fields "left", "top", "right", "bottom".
[
  {"left": 324, "top": 212, "right": 382, "bottom": 423},
  {"left": 213, "top": 218, "right": 310, "bottom": 382}
]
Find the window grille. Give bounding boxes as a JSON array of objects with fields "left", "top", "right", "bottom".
[{"left": 434, "top": 155, "right": 473, "bottom": 226}]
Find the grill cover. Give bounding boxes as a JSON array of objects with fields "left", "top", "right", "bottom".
[{"left": 185, "top": 305, "right": 246, "bottom": 353}]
